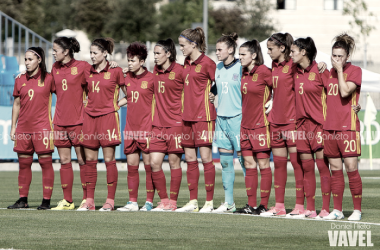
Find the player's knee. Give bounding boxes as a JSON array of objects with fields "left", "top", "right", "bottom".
[{"left": 60, "top": 156, "right": 71, "bottom": 164}]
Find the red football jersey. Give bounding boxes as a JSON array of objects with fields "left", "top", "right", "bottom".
[
  {"left": 268, "top": 59, "right": 298, "bottom": 125},
  {"left": 153, "top": 62, "right": 184, "bottom": 127},
  {"left": 124, "top": 69, "right": 155, "bottom": 133},
  {"left": 182, "top": 53, "right": 216, "bottom": 122},
  {"left": 13, "top": 70, "right": 55, "bottom": 133},
  {"left": 84, "top": 62, "right": 124, "bottom": 117},
  {"left": 241, "top": 64, "right": 272, "bottom": 129},
  {"left": 52, "top": 59, "right": 91, "bottom": 126},
  {"left": 324, "top": 63, "right": 362, "bottom": 131},
  {"left": 294, "top": 61, "right": 329, "bottom": 125}
]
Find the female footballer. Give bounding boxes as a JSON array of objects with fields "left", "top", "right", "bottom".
[
  {"left": 8, "top": 47, "right": 55, "bottom": 210},
  {"left": 77, "top": 38, "right": 125, "bottom": 211},
  {"left": 233, "top": 40, "right": 272, "bottom": 215},
  {"left": 176, "top": 27, "right": 217, "bottom": 213},
  {"left": 148, "top": 38, "right": 184, "bottom": 211},
  {"left": 323, "top": 34, "right": 363, "bottom": 221},
  {"left": 117, "top": 42, "right": 156, "bottom": 212}
]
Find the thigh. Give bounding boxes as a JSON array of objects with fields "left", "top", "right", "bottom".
[
  {"left": 226, "top": 115, "right": 242, "bottom": 151},
  {"left": 181, "top": 121, "right": 195, "bottom": 148},
  {"left": 81, "top": 113, "right": 100, "bottom": 149},
  {"left": 309, "top": 122, "right": 324, "bottom": 153},
  {"left": 127, "top": 152, "right": 141, "bottom": 166},
  {"left": 184, "top": 147, "right": 197, "bottom": 162},
  {"left": 54, "top": 125, "right": 72, "bottom": 148},
  {"left": 343, "top": 157, "right": 358, "bottom": 172},
  {"left": 248, "top": 126, "right": 271, "bottom": 153},
  {"left": 74, "top": 146, "right": 86, "bottom": 165},
  {"left": 166, "top": 126, "right": 184, "bottom": 154},
  {"left": 84, "top": 147, "right": 99, "bottom": 161},
  {"left": 150, "top": 126, "right": 168, "bottom": 154},
  {"left": 257, "top": 157, "right": 270, "bottom": 169},
  {"left": 213, "top": 117, "right": 233, "bottom": 151},
  {"left": 168, "top": 153, "right": 182, "bottom": 169},
  {"left": 13, "top": 133, "right": 34, "bottom": 154},
  {"left": 199, "top": 146, "right": 212, "bottom": 163},
  {"left": 102, "top": 146, "right": 116, "bottom": 162},
  {"left": 57, "top": 147, "right": 72, "bottom": 164},
  {"left": 272, "top": 147, "right": 288, "bottom": 158},
  {"left": 32, "top": 131, "right": 55, "bottom": 155},
  {"left": 296, "top": 120, "right": 312, "bottom": 154},
  {"left": 323, "top": 130, "right": 341, "bottom": 158},
  {"left": 99, "top": 112, "right": 122, "bottom": 148},
  {"left": 150, "top": 152, "right": 166, "bottom": 171},
  {"left": 124, "top": 136, "right": 138, "bottom": 155},
  {"left": 194, "top": 120, "right": 215, "bottom": 148},
  {"left": 242, "top": 154, "right": 257, "bottom": 169},
  {"left": 338, "top": 131, "right": 361, "bottom": 158},
  {"left": 328, "top": 157, "right": 343, "bottom": 171}
]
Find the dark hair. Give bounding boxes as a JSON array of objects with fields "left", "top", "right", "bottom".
[
  {"left": 293, "top": 37, "right": 317, "bottom": 63},
  {"left": 180, "top": 27, "right": 207, "bottom": 53},
  {"left": 53, "top": 37, "right": 80, "bottom": 58},
  {"left": 127, "top": 42, "right": 148, "bottom": 61},
  {"left": 91, "top": 38, "right": 114, "bottom": 54},
  {"left": 216, "top": 32, "right": 238, "bottom": 54},
  {"left": 156, "top": 38, "right": 176, "bottom": 62},
  {"left": 240, "top": 39, "right": 264, "bottom": 66},
  {"left": 268, "top": 32, "right": 293, "bottom": 61},
  {"left": 26, "top": 47, "right": 47, "bottom": 83},
  {"left": 332, "top": 33, "right": 355, "bottom": 56}
]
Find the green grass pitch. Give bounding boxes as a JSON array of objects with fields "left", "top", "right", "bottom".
[{"left": 0, "top": 169, "right": 379, "bottom": 249}]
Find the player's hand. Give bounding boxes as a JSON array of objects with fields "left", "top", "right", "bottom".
[
  {"left": 331, "top": 56, "right": 344, "bottom": 73},
  {"left": 352, "top": 104, "right": 361, "bottom": 114},
  {"left": 16, "top": 71, "right": 26, "bottom": 79},
  {"left": 83, "top": 99, "right": 88, "bottom": 106},
  {"left": 10, "top": 127, "right": 16, "bottom": 141},
  {"left": 265, "top": 99, "right": 273, "bottom": 114},
  {"left": 209, "top": 92, "right": 215, "bottom": 104},
  {"left": 317, "top": 62, "right": 327, "bottom": 73},
  {"left": 109, "top": 61, "right": 119, "bottom": 68}
]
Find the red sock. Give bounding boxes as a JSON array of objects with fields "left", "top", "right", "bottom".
[
  {"left": 127, "top": 165, "right": 139, "bottom": 202},
  {"left": 203, "top": 161, "right": 215, "bottom": 201},
  {"left": 316, "top": 158, "right": 331, "bottom": 211},
  {"left": 86, "top": 160, "right": 98, "bottom": 199},
  {"left": 259, "top": 167, "right": 272, "bottom": 208},
  {"left": 152, "top": 170, "right": 168, "bottom": 200},
  {"left": 106, "top": 160, "right": 118, "bottom": 200},
  {"left": 39, "top": 156, "right": 54, "bottom": 199},
  {"left": 79, "top": 164, "right": 87, "bottom": 200},
  {"left": 302, "top": 159, "right": 316, "bottom": 211},
  {"left": 245, "top": 168, "right": 258, "bottom": 208},
  {"left": 60, "top": 162, "right": 73, "bottom": 203},
  {"left": 187, "top": 161, "right": 199, "bottom": 200},
  {"left": 18, "top": 157, "right": 33, "bottom": 198},
  {"left": 273, "top": 155, "right": 287, "bottom": 204},
  {"left": 331, "top": 170, "right": 345, "bottom": 211},
  {"left": 289, "top": 152, "right": 304, "bottom": 205},
  {"left": 144, "top": 165, "right": 155, "bottom": 203},
  {"left": 347, "top": 170, "right": 362, "bottom": 211},
  {"left": 170, "top": 168, "right": 182, "bottom": 201}
]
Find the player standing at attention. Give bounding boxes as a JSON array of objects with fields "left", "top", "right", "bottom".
[
  {"left": 176, "top": 27, "right": 217, "bottom": 213},
  {"left": 288, "top": 37, "right": 331, "bottom": 218},
  {"left": 8, "top": 47, "right": 55, "bottom": 210},
  {"left": 149, "top": 39, "right": 184, "bottom": 211},
  {"left": 323, "top": 34, "right": 363, "bottom": 221},
  {"left": 208, "top": 33, "right": 243, "bottom": 213},
  {"left": 77, "top": 38, "right": 125, "bottom": 211},
  {"left": 117, "top": 42, "right": 156, "bottom": 212},
  {"left": 234, "top": 40, "right": 273, "bottom": 215},
  {"left": 50, "top": 37, "right": 91, "bottom": 210}
]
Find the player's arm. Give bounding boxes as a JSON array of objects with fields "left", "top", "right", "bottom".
[
  {"left": 118, "top": 85, "right": 128, "bottom": 107},
  {"left": 10, "top": 97, "right": 20, "bottom": 141},
  {"left": 331, "top": 56, "right": 357, "bottom": 98}
]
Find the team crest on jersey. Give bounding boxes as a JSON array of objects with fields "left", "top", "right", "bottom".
[
  {"left": 104, "top": 72, "right": 111, "bottom": 79},
  {"left": 252, "top": 73, "right": 258, "bottom": 82},
  {"left": 232, "top": 73, "right": 239, "bottom": 81},
  {"left": 71, "top": 67, "right": 78, "bottom": 75},
  {"left": 195, "top": 64, "right": 202, "bottom": 73},
  {"left": 343, "top": 73, "right": 348, "bottom": 81},
  {"left": 38, "top": 80, "right": 44, "bottom": 87},
  {"left": 169, "top": 72, "right": 175, "bottom": 80},
  {"left": 141, "top": 81, "right": 148, "bottom": 89},
  {"left": 308, "top": 72, "right": 316, "bottom": 81},
  {"left": 282, "top": 65, "right": 289, "bottom": 73}
]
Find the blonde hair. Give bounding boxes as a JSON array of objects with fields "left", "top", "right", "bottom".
[{"left": 180, "top": 27, "right": 207, "bottom": 53}]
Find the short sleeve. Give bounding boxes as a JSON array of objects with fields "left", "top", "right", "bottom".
[
  {"left": 177, "top": 66, "right": 184, "bottom": 84},
  {"left": 49, "top": 75, "right": 56, "bottom": 93},
  {"left": 347, "top": 67, "right": 362, "bottom": 86},
  {"left": 117, "top": 68, "right": 125, "bottom": 86},
  {"left": 13, "top": 78, "right": 21, "bottom": 97},
  {"left": 207, "top": 61, "right": 216, "bottom": 82},
  {"left": 265, "top": 67, "right": 273, "bottom": 87},
  {"left": 321, "top": 69, "right": 330, "bottom": 88},
  {"left": 124, "top": 73, "right": 131, "bottom": 90}
]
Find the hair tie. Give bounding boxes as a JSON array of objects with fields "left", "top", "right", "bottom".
[
  {"left": 271, "top": 36, "right": 284, "bottom": 46},
  {"left": 180, "top": 35, "right": 198, "bottom": 45},
  {"left": 27, "top": 49, "right": 41, "bottom": 58}
]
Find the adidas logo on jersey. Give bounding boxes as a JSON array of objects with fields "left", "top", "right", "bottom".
[
  {"left": 56, "top": 71, "right": 59, "bottom": 74},
  {"left": 22, "top": 83, "right": 26, "bottom": 87}
]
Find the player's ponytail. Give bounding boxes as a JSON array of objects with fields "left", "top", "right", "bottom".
[
  {"left": 27, "top": 46, "right": 47, "bottom": 83},
  {"left": 216, "top": 32, "right": 238, "bottom": 54},
  {"left": 268, "top": 32, "right": 294, "bottom": 61},
  {"left": 332, "top": 33, "right": 355, "bottom": 56},
  {"left": 156, "top": 38, "right": 177, "bottom": 62},
  {"left": 180, "top": 27, "right": 207, "bottom": 53},
  {"left": 92, "top": 38, "right": 115, "bottom": 55},
  {"left": 240, "top": 39, "right": 264, "bottom": 66},
  {"left": 54, "top": 36, "right": 81, "bottom": 58},
  {"left": 293, "top": 37, "right": 317, "bottom": 63}
]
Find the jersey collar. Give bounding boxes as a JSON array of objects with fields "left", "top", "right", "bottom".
[
  {"left": 224, "top": 58, "right": 239, "bottom": 69},
  {"left": 90, "top": 61, "right": 110, "bottom": 74},
  {"left": 297, "top": 60, "right": 316, "bottom": 73},
  {"left": 243, "top": 65, "right": 259, "bottom": 76},
  {"left": 155, "top": 61, "right": 175, "bottom": 74},
  {"left": 184, "top": 53, "right": 205, "bottom": 66},
  {"left": 273, "top": 59, "right": 288, "bottom": 68},
  {"left": 26, "top": 68, "right": 41, "bottom": 80},
  {"left": 132, "top": 67, "right": 148, "bottom": 79},
  {"left": 60, "top": 58, "right": 76, "bottom": 68}
]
